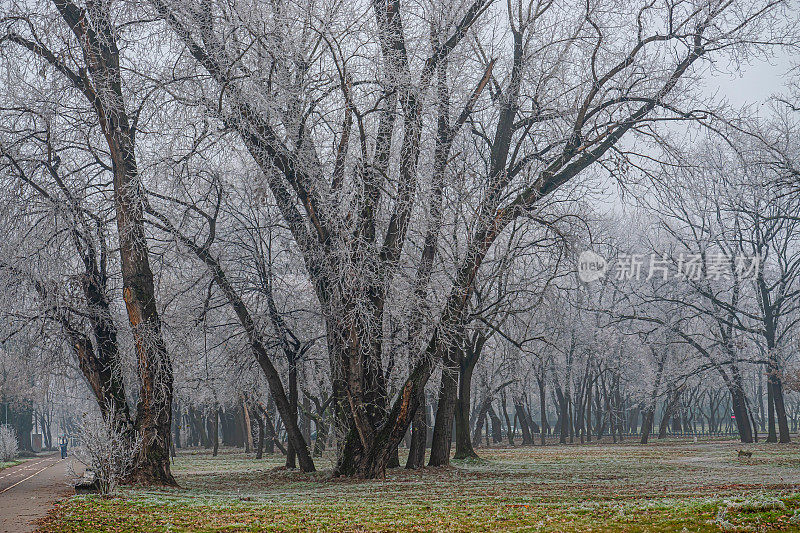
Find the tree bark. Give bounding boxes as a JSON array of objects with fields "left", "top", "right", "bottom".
[
  {"left": 537, "top": 376, "right": 547, "bottom": 445},
  {"left": 428, "top": 355, "right": 459, "bottom": 466},
  {"left": 641, "top": 351, "right": 665, "bottom": 444},
  {"left": 515, "top": 404, "right": 534, "bottom": 445},
  {"left": 730, "top": 384, "right": 754, "bottom": 443},
  {"left": 501, "top": 392, "right": 514, "bottom": 445},
  {"left": 405, "top": 389, "right": 427, "bottom": 469},
  {"left": 454, "top": 344, "right": 480, "bottom": 460},
  {"left": 658, "top": 387, "right": 681, "bottom": 439},
  {"left": 286, "top": 353, "right": 298, "bottom": 468},
  {"left": 241, "top": 399, "right": 254, "bottom": 453},
  {"left": 255, "top": 412, "right": 265, "bottom": 459},
  {"left": 36, "top": 0, "right": 177, "bottom": 485},
  {"left": 212, "top": 408, "right": 220, "bottom": 457},
  {"left": 555, "top": 386, "right": 568, "bottom": 444},
  {"left": 488, "top": 405, "right": 502, "bottom": 443}
]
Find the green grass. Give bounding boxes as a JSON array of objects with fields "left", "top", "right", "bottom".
[
  {"left": 39, "top": 439, "right": 800, "bottom": 532},
  {"left": 0, "top": 459, "right": 21, "bottom": 471}
]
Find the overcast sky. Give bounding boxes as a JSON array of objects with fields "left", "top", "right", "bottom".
[
  {"left": 592, "top": 49, "right": 796, "bottom": 216},
  {"left": 704, "top": 50, "right": 795, "bottom": 107}
]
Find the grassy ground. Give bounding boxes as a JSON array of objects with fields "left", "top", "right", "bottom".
[
  {"left": 0, "top": 459, "right": 21, "bottom": 471},
  {"left": 39, "top": 439, "right": 800, "bottom": 532}
]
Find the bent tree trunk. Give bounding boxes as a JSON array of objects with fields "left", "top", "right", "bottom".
[{"left": 145, "top": 209, "right": 315, "bottom": 472}]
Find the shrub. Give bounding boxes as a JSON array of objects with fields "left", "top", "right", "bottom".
[
  {"left": 72, "top": 410, "right": 140, "bottom": 496},
  {"left": 0, "top": 424, "right": 18, "bottom": 462}
]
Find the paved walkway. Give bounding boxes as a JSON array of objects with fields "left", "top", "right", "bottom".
[{"left": 0, "top": 455, "right": 78, "bottom": 533}]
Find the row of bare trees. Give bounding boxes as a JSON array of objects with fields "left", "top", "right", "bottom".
[{"left": 0, "top": 0, "right": 797, "bottom": 482}]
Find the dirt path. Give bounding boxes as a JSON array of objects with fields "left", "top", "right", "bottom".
[{"left": 0, "top": 455, "right": 79, "bottom": 533}]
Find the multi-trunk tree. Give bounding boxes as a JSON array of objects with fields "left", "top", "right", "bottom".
[
  {"left": 0, "top": 0, "right": 791, "bottom": 480},
  {"left": 144, "top": 0, "right": 784, "bottom": 477},
  {"left": 2, "top": 0, "right": 176, "bottom": 483}
]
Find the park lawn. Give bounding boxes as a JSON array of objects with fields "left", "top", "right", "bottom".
[
  {"left": 0, "top": 460, "right": 21, "bottom": 471},
  {"left": 39, "top": 440, "right": 800, "bottom": 532}
]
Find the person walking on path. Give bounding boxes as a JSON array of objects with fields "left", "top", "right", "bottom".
[{"left": 57, "top": 435, "right": 67, "bottom": 459}]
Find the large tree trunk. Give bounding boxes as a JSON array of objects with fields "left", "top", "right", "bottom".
[
  {"left": 488, "top": 405, "right": 502, "bottom": 443},
  {"left": 115, "top": 89, "right": 175, "bottom": 488},
  {"left": 501, "top": 392, "right": 514, "bottom": 445},
  {"left": 212, "top": 408, "right": 220, "bottom": 457},
  {"left": 241, "top": 399, "right": 254, "bottom": 453},
  {"left": 658, "top": 386, "right": 682, "bottom": 440},
  {"left": 405, "top": 389, "right": 427, "bottom": 469},
  {"left": 537, "top": 377, "right": 547, "bottom": 445},
  {"left": 286, "top": 353, "right": 299, "bottom": 468},
  {"left": 555, "top": 386, "right": 568, "bottom": 444},
  {"left": 730, "top": 384, "right": 754, "bottom": 443},
  {"left": 640, "top": 406, "right": 655, "bottom": 444},
  {"left": 428, "top": 356, "right": 459, "bottom": 466},
  {"left": 760, "top": 275, "right": 791, "bottom": 443},
  {"left": 641, "top": 352, "right": 665, "bottom": 444},
  {"left": 255, "top": 412, "right": 265, "bottom": 459},
  {"left": 46, "top": 0, "right": 176, "bottom": 485},
  {"left": 766, "top": 360, "right": 791, "bottom": 443},
  {"left": 515, "top": 404, "right": 534, "bottom": 445},
  {"left": 454, "top": 347, "right": 479, "bottom": 460}
]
